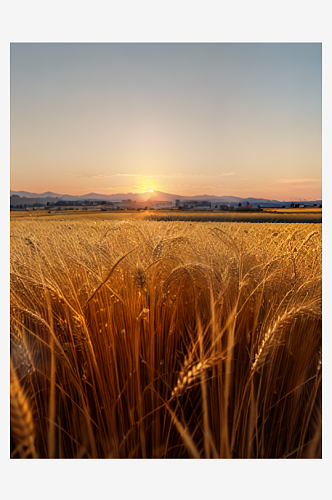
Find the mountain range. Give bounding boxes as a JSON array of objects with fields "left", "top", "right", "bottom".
[{"left": 10, "top": 190, "right": 322, "bottom": 207}]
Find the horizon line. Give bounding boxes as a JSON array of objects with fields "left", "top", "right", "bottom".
[{"left": 10, "top": 189, "right": 322, "bottom": 203}]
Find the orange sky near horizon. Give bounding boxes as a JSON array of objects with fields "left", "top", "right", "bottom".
[{"left": 10, "top": 43, "right": 322, "bottom": 201}]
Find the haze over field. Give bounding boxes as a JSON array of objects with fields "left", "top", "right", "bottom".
[
  {"left": 10, "top": 43, "right": 321, "bottom": 200},
  {"left": 10, "top": 189, "right": 322, "bottom": 207}
]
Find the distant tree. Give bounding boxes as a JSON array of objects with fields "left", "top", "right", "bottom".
[
  {"left": 290, "top": 203, "right": 294, "bottom": 208},
  {"left": 238, "top": 202, "right": 242, "bottom": 207},
  {"left": 246, "top": 201, "right": 249, "bottom": 207}
]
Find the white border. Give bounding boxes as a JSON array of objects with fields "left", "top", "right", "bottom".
[{"left": 1, "top": 2, "right": 330, "bottom": 499}]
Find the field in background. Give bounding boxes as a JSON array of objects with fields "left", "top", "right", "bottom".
[
  {"left": 10, "top": 218, "right": 322, "bottom": 458},
  {"left": 262, "top": 207, "right": 322, "bottom": 213},
  {"left": 11, "top": 207, "right": 322, "bottom": 224}
]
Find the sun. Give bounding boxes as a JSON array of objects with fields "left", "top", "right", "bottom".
[{"left": 149, "top": 189, "right": 154, "bottom": 193}]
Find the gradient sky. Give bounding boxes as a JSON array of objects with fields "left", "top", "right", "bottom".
[{"left": 10, "top": 43, "right": 322, "bottom": 200}]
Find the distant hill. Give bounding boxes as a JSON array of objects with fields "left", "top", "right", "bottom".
[
  {"left": 10, "top": 190, "right": 322, "bottom": 207},
  {"left": 10, "top": 190, "right": 63, "bottom": 198},
  {"left": 10, "top": 196, "right": 61, "bottom": 206},
  {"left": 59, "top": 191, "right": 181, "bottom": 202}
]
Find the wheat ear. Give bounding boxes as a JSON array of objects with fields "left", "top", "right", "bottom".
[
  {"left": 10, "top": 359, "right": 38, "bottom": 458},
  {"left": 252, "top": 305, "right": 320, "bottom": 372},
  {"left": 171, "top": 355, "right": 223, "bottom": 399}
]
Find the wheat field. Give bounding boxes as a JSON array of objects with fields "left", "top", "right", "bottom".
[{"left": 10, "top": 219, "right": 322, "bottom": 458}]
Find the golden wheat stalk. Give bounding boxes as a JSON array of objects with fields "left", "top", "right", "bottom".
[
  {"left": 10, "top": 359, "right": 38, "bottom": 458},
  {"left": 10, "top": 328, "right": 35, "bottom": 377},
  {"left": 84, "top": 244, "right": 140, "bottom": 307},
  {"left": 252, "top": 305, "right": 321, "bottom": 372},
  {"left": 170, "top": 355, "right": 223, "bottom": 399}
]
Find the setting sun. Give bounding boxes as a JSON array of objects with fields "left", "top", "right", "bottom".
[{"left": 149, "top": 189, "right": 154, "bottom": 193}]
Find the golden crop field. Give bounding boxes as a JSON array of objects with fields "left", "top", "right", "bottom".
[
  {"left": 10, "top": 207, "right": 322, "bottom": 224},
  {"left": 10, "top": 219, "right": 322, "bottom": 458}
]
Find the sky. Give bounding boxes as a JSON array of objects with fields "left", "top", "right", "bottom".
[{"left": 10, "top": 43, "right": 322, "bottom": 200}]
